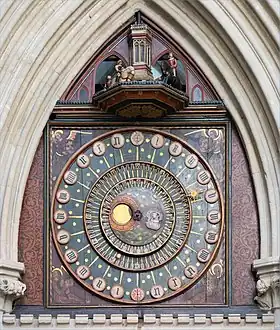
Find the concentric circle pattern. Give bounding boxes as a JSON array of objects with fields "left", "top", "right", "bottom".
[{"left": 51, "top": 128, "right": 224, "bottom": 304}]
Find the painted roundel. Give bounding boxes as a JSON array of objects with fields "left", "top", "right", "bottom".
[{"left": 51, "top": 128, "right": 224, "bottom": 304}]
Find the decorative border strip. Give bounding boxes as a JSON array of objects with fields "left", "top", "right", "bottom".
[{"left": 1, "top": 313, "right": 275, "bottom": 328}]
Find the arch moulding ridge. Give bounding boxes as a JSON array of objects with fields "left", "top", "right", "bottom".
[{"left": 0, "top": 0, "right": 279, "bottom": 317}]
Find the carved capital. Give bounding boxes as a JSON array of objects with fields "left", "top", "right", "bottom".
[
  {"left": 271, "top": 276, "right": 280, "bottom": 309},
  {"left": 0, "top": 278, "right": 26, "bottom": 313},
  {"left": 0, "top": 260, "right": 25, "bottom": 313},
  {"left": 254, "top": 278, "right": 272, "bottom": 310},
  {"left": 253, "top": 256, "right": 280, "bottom": 311},
  {"left": 0, "top": 278, "right": 26, "bottom": 297}
]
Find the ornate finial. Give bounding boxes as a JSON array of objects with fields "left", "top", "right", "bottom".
[{"left": 136, "top": 11, "right": 141, "bottom": 24}]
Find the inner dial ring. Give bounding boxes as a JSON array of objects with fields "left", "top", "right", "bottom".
[
  {"left": 84, "top": 162, "right": 192, "bottom": 271},
  {"left": 101, "top": 177, "right": 176, "bottom": 256}
]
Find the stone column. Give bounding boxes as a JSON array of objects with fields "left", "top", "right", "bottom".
[
  {"left": 253, "top": 256, "right": 280, "bottom": 328},
  {"left": 0, "top": 261, "right": 26, "bottom": 313}
]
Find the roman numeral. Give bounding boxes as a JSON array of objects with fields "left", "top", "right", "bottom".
[
  {"left": 184, "top": 265, "right": 198, "bottom": 279},
  {"left": 197, "top": 170, "right": 210, "bottom": 185},
  {"left": 197, "top": 249, "right": 210, "bottom": 263},
  {"left": 64, "top": 171, "right": 77, "bottom": 185},
  {"left": 65, "top": 249, "right": 78, "bottom": 263}
]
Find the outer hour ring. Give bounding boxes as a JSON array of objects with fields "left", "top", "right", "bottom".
[{"left": 50, "top": 127, "right": 225, "bottom": 304}]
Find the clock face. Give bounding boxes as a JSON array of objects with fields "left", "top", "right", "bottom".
[{"left": 51, "top": 128, "right": 224, "bottom": 304}]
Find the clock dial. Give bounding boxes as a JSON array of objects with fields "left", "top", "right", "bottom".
[{"left": 51, "top": 128, "right": 224, "bottom": 304}]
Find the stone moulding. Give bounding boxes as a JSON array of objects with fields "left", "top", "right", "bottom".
[
  {"left": 0, "top": 0, "right": 279, "bottom": 327},
  {"left": 0, "top": 313, "right": 275, "bottom": 328}
]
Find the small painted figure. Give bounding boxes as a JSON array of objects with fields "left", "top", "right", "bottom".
[
  {"left": 160, "top": 60, "right": 182, "bottom": 90},
  {"left": 114, "top": 59, "right": 135, "bottom": 83},
  {"left": 168, "top": 52, "right": 178, "bottom": 77},
  {"left": 105, "top": 75, "right": 112, "bottom": 89},
  {"left": 115, "top": 60, "right": 124, "bottom": 82}
]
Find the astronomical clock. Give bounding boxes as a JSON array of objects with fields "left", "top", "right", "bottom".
[
  {"left": 48, "top": 123, "right": 227, "bottom": 307},
  {"left": 44, "top": 15, "right": 232, "bottom": 310},
  {"left": 12, "top": 13, "right": 258, "bottom": 319}
]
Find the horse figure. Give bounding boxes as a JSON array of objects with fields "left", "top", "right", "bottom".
[
  {"left": 119, "top": 66, "right": 135, "bottom": 82},
  {"left": 113, "top": 60, "right": 135, "bottom": 83}
]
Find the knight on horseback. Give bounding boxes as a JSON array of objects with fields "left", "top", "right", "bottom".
[{"left": 114, "top": 60, "right": 135, "bottom": 83}]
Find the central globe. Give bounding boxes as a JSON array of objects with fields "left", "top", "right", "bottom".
[{"left": 109, "top": 186, "right": 171, "bottom": 247}]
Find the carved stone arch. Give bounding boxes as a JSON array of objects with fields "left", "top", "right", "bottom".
[{"left": 0, "top": 0, "right": 278, "bottom": 322}]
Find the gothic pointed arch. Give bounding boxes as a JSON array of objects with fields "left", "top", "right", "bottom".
[{"left": 0, "top": 1, "right": 278, "bottom": 327}]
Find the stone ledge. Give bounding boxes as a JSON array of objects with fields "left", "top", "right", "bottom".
[
  {"left": 228, "top": 313, "right": 241, "bottom": 323},
  {"left": 75, "top": 314, "right": 89, "bottom": 324},
  {"left": 56, "top": 314, "right": 71, "bottom": 324},
  {"left": 177, "top": 313, "right": 190, "bottom": 324},
  {"left": 1, "top": 312, "right": 275, "bottom": 327},
  {"left": 194, "top": 313, "right": 207, "bottom": 324},
  {"left": 127, "top": 314, "right": 138, "bottom": 324},
  {"left": 38, "top": 314, "right": 52, "bottom": 324}
]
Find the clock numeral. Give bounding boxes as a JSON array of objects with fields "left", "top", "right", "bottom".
[
  {"left": 92, "top": 277, "right": 106, "bottom": 292},
  {"left": 131, "top": 131, "right": 144, "bottom": 146},
  {"left": 56, "top": 190, "right": 70, "bottom": 204},
  {"left": 205, "top": 189, "right": 219, "bottom": 203},
  {"left": 151, "top": 134, "right": 164, "bottom": 149},
  {"left": 168, "top": 277, "right": 182, "bottom": 291},
  {"left": 205, "top": 231, "right": 219, "bottom": 244},
  {"left": 207, "top": 210, "right": 221, "bottom": 224},
  {"left": 92, "top": 141, "right": 106, "bottom": 156},
  {"left": 77, "top": 154, "right": 90, "bottom": 168},
  {"left": 185, "top": 154, "right": 198, "bottom": 168},
  {"left": 197, "top": 249, "right": 211, "bottom": 263},
  {"left": 130, "top": 287, "right": 145, "bottom": 302},
  {"left": 54, "top": 210, "right": 68, "bottom": 224},
  {"left": 197, "top": 170, "right": 211, "bottom": 185},
  {"left": 184, "top": 265, "right": 198, "bottom": 279},
  {"left": 56, "top": 230, "right": 70, "bottom": 244},
  {"left": 111, "top": 285, "right": 124, "bottom": 299},
  {"left": 64, "top": 170, "right": 77, "bottom": 185},
  {"left": 169, "top": 141, "right": 182, "bottom": 156},
  {"left": 150, "top": 285, "right": 164, "bottom": 298},
  {"left": 64, "top": 249, "right": 78, "bottom": 263},
  {"left": 111, "top": 133, "right": 125, "bottom": 148},
  {"left": 86, "top": 213, "right": 93, "bottom": 220},
  {"left": 76, "top": 265, "right": 90, "bottom": 279}
]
